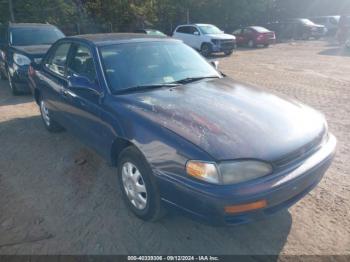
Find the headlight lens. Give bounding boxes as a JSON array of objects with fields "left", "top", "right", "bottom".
[
  {"left": 186, "top": 160, "right": 272, "bottom": 185},
  {"left": 219, "top": 161, "right": 272, "bottom": 185},
  {"left": 13, "top": 53, "right": 31, "bottom": 66},
  {"left": 211, "top": 39, "right": 219, "bottom": 45},
  {"left": 186, "top": 161, "right": 219, "bottom": 184}
]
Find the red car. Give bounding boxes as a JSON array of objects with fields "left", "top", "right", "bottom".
[{"left": 233, "top": 26, "right": 276, "bottom": 48}]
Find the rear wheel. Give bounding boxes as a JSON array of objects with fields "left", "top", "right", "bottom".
[
  {"left": 39, "top": 98, "right": 64, "bottom": 133},
  {"left": 248, "top": 40, "right": 255, "bottom": 48},
  {"left": 118, "top": 146, "right": 164, "bottom": 221},
  {"left": 201, "top": 43, "right": 212, "bottom": 57}
]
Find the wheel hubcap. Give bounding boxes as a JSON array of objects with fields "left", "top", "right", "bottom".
[
  {"left": 122, "top": 162, "right": 147, "bottom": 210},
  {"left": 7, "top": 71, "right": 13, "bottom": 90},
  {"left": 40, "top": 100, "right": 50, "bottom": 126}
]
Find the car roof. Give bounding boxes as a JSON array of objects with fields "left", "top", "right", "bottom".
[
  {"left": 67, "top": 33, "right": 178, "bottom": 46},
  {"left": 177, "top": 24, "right": 212, "bottom": 27},
  {"left": 9, "top": 23, "right": 56, "bottom": 28}
]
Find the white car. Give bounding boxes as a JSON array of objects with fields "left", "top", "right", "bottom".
[{"left": 173, "top": 24, "right": 236, "bottom": 56}]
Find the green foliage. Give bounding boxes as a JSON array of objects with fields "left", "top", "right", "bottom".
[{"left": 0, "top": 0, "right": 349, "bottom": 34}]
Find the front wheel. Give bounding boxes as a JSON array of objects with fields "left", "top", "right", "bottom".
[
  {"left": 224, "top": 49, "right": 233, "bottom": 56},
  {"left": 118, "top": 146, "right": 164, "bottom": 221},
  {"left": 200, "top": 43, "right": 212, "bottom": 57},
  {"left": 0, "top": 69, "right": 7, "bottom": 80},
  {"left": 7, "top": 70, "right": 19, "bottom": 95},
  {"left": 39, "top": 98, "right": 64, "bottom": 133}
]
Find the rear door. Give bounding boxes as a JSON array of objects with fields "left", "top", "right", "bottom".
[{"left": 40, "top": 41, "right": 73, "bottom": 127}]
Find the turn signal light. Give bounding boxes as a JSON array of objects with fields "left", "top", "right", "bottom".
[{"left": 224, "top": 200, "right": 267, "bottom": 214}]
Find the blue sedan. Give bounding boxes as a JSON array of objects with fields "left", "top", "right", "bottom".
[{"left": 28, "top": 34, "right": 336, "bottom": 225}]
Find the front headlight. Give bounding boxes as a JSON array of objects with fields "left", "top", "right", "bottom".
[
  {"left": 186, "top": 160, "right": 272, "bottom": 185},
  {"left": 219, "top": 161, "right": 272, "bottom": 185},
  {"left": 13, "top": 53, "right": 31, "bottom": 66},
  {"left": 211, "top": 39, "right": 219, "bottom": 45}
]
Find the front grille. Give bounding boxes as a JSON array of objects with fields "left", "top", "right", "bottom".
[
  {"left": 274, "top": 129, "right": 327, "bottom": 168},
  {"left": 220, "top": 40, "right": 235, "bottom": 49}
]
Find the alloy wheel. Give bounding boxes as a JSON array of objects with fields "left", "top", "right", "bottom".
[{"left": 40, "top": 100, "right": 51, "bottom": 127}]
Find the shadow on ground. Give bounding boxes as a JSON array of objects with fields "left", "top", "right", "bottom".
[
  {"left": 0, "top": 116, "right": 292, "bottom": 255},
  {"left": 318, "top": 47, "right": 350, "bottom": 57}
]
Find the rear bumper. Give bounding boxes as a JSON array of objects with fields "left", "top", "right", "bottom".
[
  {"left": 256, "top": 38, "right": 276, "bottom": 45},
  {"left": 156, "top": 134, "right": 336, "bottom": 225}
]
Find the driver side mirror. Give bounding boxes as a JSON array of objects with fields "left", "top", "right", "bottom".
[
  {"left": 210, "top": 60, "right": 219, "bottom": 70},
  {"left": 67, "top": 75, "right": 102, "bottom": 97},
  {"left": 193, "top": 31, "right": 200, "bottom": 36}
]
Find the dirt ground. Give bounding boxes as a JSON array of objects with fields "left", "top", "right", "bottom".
[{"left": 0, "top": 40, "right": 349, "bottom": 256}]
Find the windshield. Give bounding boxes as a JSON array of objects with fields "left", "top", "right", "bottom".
[
  {"left": 10, "top": 27, "right": 65, "bottom": 46},
  {"left": 251, "top": 26, "right": 270, "bottom": 33},
  {"left": 299, "top": 19, "right": 315, "bottom": 26},
  {"left": 198, "top": 25, "right": 223, "bottom": 35},
  {"left": 100, "top": 41, "right": 221, "bottom": 93},
  {"left": 145, "top": 30, "right": 166, "bottom": 36}
]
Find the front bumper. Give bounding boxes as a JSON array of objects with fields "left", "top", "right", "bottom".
[
  {"left": 156, "top": 134, "right": 336, "bottom": 225},
  {"left": 8, "top": 63, "right": 31, "bottom": 92},
  {"left": 212, "top": 41, "right": 236, "bottom": 52}
]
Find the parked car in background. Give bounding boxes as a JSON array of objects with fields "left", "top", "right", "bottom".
[
  {"left": 29, "top": 33, "right": 336, "bottom": 225},
  {"left": 309, "top": 16, "right": 340, "bottom": 35},
  {"left": 265, "top": 19, "right": 327, "bottom": 40},
  {"left": 173, "top": 24, "right": 236, "bottom": 56},
  {"left": 346, "top": 37, "right": 350, "bottom": 49},
  {"left": 134, "top": 29, "right": 167, "bottom": 37},
  {"left": 0, "top": 23, "right": 64, "bottom": 95},
  {"left": 233, "top": 26, "right": 275, "bottom": 48}
]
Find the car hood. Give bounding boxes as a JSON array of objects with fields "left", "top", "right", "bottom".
[
  {"left": 117, "top": 77, "right": 326, "bottom": 162},
  {"left": 206, "top": 33, "right": 236, "bottom": 40},
  {"left": 12, "top": 45, "right": 51, "bottom": 58}
]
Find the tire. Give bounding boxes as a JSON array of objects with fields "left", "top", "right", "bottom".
[
  {"left": 39, "top": 97, "right": 64, "bottom": 133},
  {"left": 264, "top": 44, "right": 270, "bottom": 48},
  {"left": 7, "top": 70, "right": 19, "bottom": 95},
  {"left": 248, "top": 40, "right": 255, "bottom": 48},
  {"left": 0, "top": 69, "right": 7, "bottom": 80},
  {"left": 117, "top": 146, "right": 164, "bottom": 221},
  {"left": 224, "top": 49, "right": 233, "bottom": 56},
  {"left": 301, "top": 33, "right": 309, "bottom": 40},
  {"left": 200, "top": 43, "right": 212, "bottom": 57}
]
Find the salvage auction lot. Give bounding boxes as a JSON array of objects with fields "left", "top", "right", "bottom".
[{"left": 0, "top": 41, "right": 349, "bottom": 255}]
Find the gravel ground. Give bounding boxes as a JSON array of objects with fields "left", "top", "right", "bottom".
[{"left": 0, "top": 40, "right": 349, "bottom": 256}]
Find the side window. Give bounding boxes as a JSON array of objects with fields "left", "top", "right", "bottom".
[
  {"left": 243, "top": 28, "right": 252, "bottom": 34},
  {"left": 188, "top": 26, "right": 199, "bottom": 35},
  {"left": 177, "top": 26, "right": 188, "bottom": 34},
  {"left": 67, "top": 44, "right": 96, "bottom": 82},
  {"left": 0, "top": 26, "right": 7, "bottom": 45},
  {"left": 46, "top": 43, "right": 71, "bottom": 77}
]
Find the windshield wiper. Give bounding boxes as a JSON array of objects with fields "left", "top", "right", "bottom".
[
  {"left": 115, "top": 83, "right": 180, "bottom": 94},
  {"left": 173, "top": 76, "right": 220, "bottom": 84}
]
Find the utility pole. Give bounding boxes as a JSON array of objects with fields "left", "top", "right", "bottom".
[
  {"left": 8, "top": 0, "right": 15, "bottom": 22},
  {"left": 186, "top": 8, "right": 190, "bottom": 24}
]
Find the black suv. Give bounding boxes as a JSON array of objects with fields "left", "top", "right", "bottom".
[
  {"left": 266, "top": 19, "right": 327, "bottom": 40},
  {"left": 0, "top": 23, "right": 64, "bottom": 95}
]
